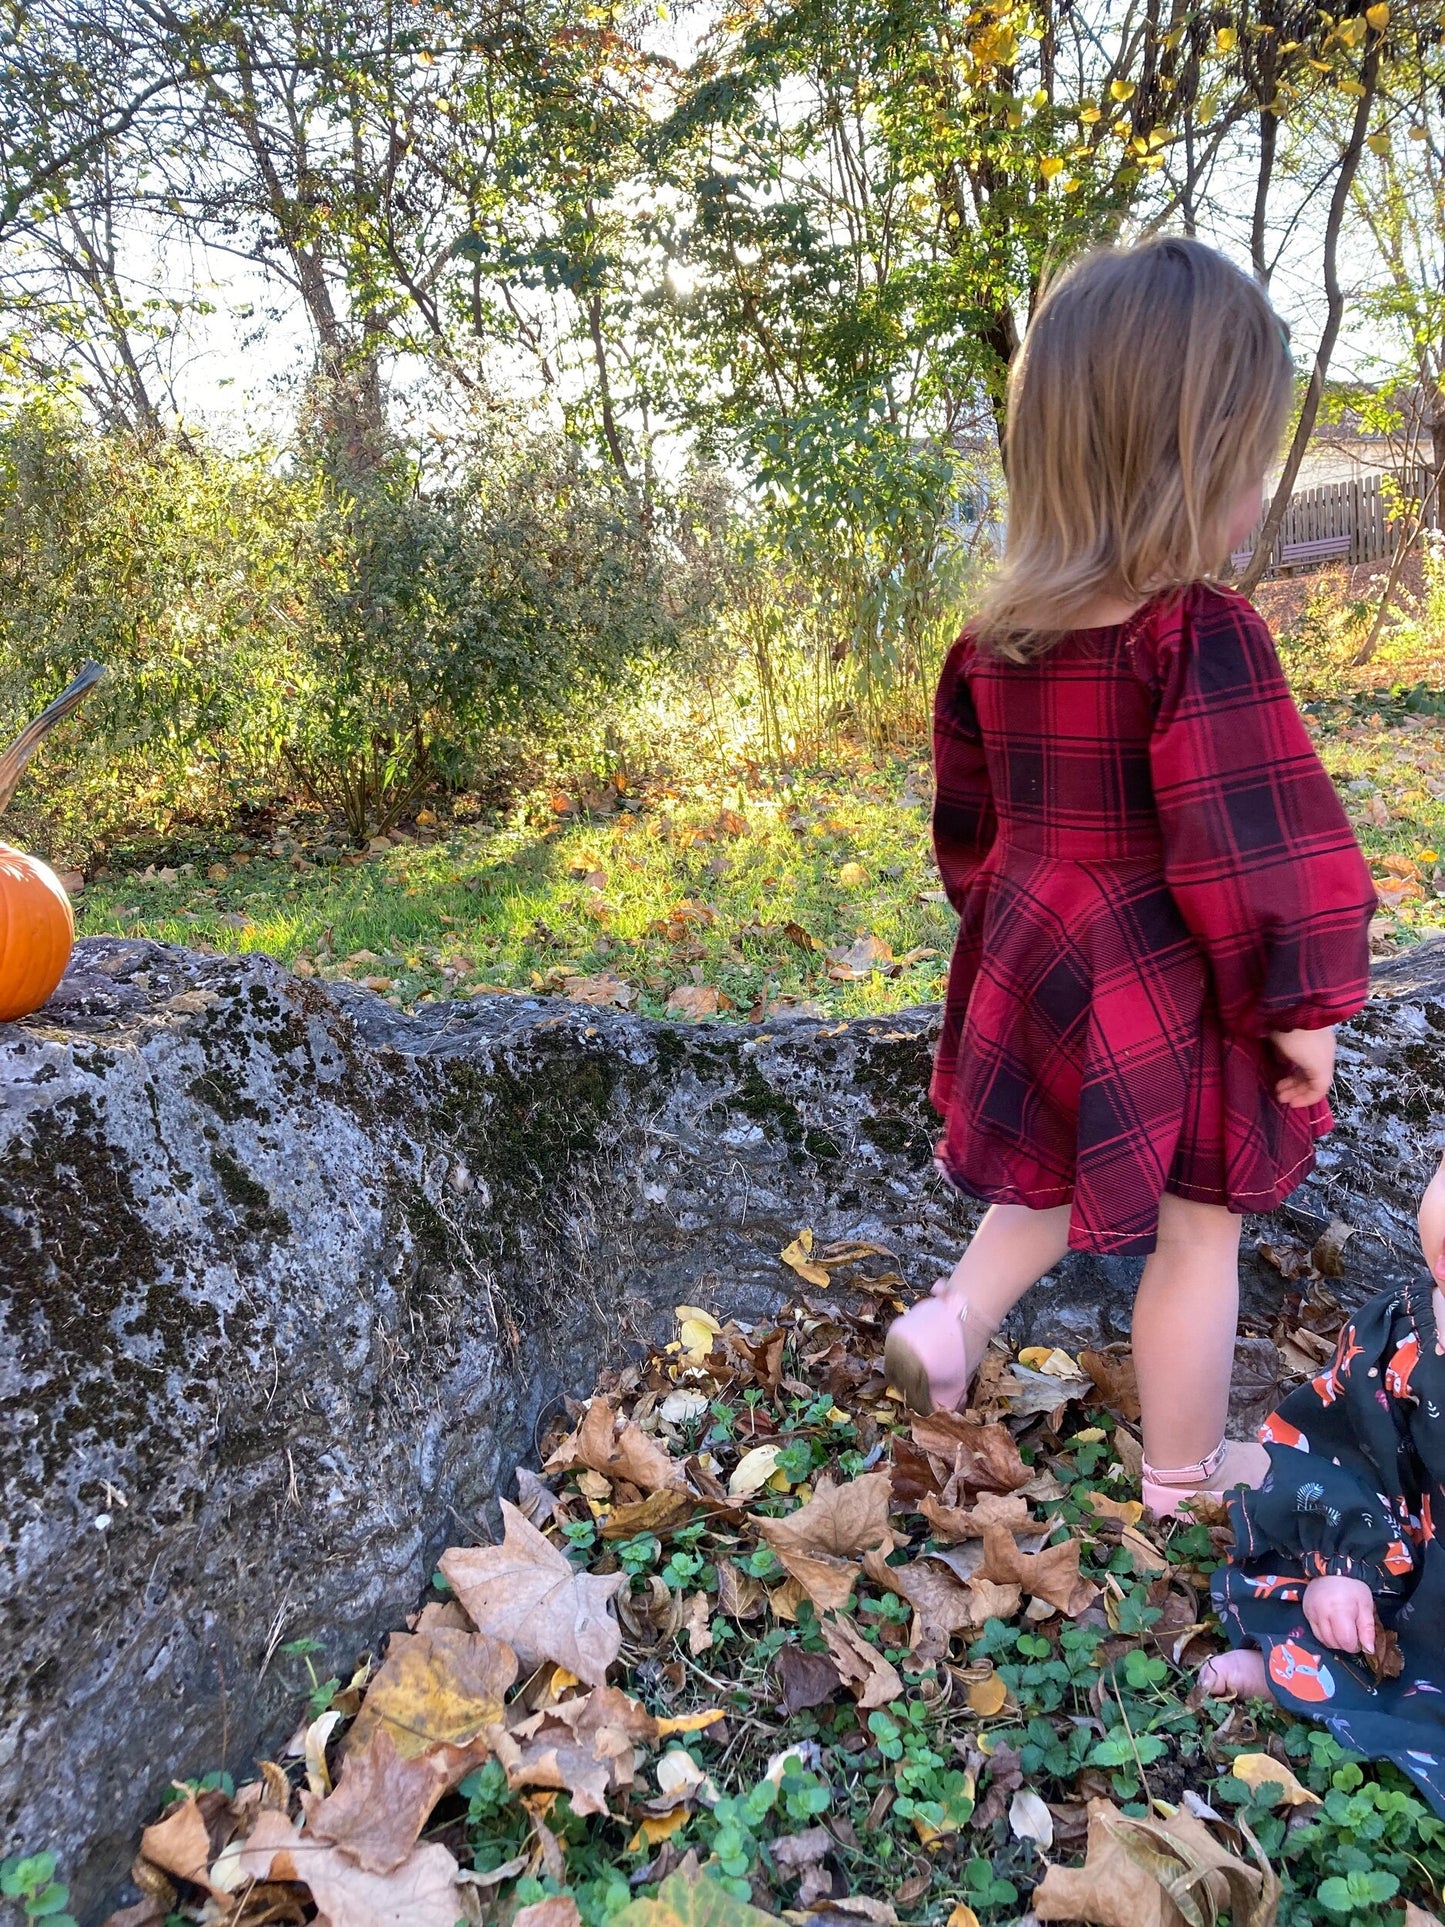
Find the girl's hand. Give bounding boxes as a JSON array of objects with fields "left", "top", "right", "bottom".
[
  {"left": 1269, "top": 1026, "right": 1336, "bottom": 1108},
  {"left": 1302, "top": 1573, "right": 1376, "bottom": 1654},
  {"left": 1419, "top": 1154, "right": 1445, "bottom": 1284}
]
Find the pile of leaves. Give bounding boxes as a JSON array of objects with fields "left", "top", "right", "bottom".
[{"left": 103, "top": 1245, "right": 1445, "bottom": 1927}]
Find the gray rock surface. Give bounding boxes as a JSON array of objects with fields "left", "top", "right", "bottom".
[{"left": 3, "top": 934, "right": 1444, "bottom": 1917}]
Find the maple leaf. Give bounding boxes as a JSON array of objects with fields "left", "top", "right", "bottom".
[
  {"left": 344, "top": 1626, "right": 517, "bottom": 1761},
  {"left": 439, "top": 1500, "right": 624, "bottom": 1685},
  {"left": 491, "top": 1684, "right": 663, "bottom": 1816},
  {"left": 758, "top": 1472, "right": 893, "bottom": 1558},
  {"left": 771, "top": 1547, "right": 857, "bottom": 1612},
  {"left": 919, "top": 1491, "right": 1032, "bottom": 1542},
  {"left": 818, "top": 1614, "right": 903, "bottom": 1708},
  {"left": 545, "top": 1396, "right": 686, "bottom": 1493},
  {"left": 304, "top": 1726, "right": 476, "bottom": 1875},
  {"left": 978, "top": 1524, "right": 1098, "bottom": 1617},
  {"left": 861, "top": 1548, "right": 974, "bottom": 1664},
  {"left": 909, "top": 1414, "right": 1031, "bottom": 1492},
  {"left": 610, "top": 1860, "right": 784, "bottom": 1927},
  {"left": 238, "top": 1812, "right": 465, "bottom": 1927},
  {"left": 964, "top": 1576, "right": 1023, "bottom": 1627}
]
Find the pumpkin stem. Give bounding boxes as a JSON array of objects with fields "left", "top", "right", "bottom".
[{"left": 0, "top": 661, "right": 107, "bottom": 816}]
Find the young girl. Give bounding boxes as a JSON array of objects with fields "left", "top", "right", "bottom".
[
  {"left": 1204, "top": 1156, "right": 1445, "bottom": 1814},
  {"left": 884, "top": 237, "right": 1376, "bottom": 1515}
]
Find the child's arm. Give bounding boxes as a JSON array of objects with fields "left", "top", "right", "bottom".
[
  {"left": 932, "top": 639, "right": 997, "bottom": 909},
  {"left": 1143, "top": 591, "right": 1374, "bottom": 1051}
]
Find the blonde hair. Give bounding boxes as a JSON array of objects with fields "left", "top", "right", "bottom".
[{"left": 975, "top": 236, "right": 1292, "bottom": 659}]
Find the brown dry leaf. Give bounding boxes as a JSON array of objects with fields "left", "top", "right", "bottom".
[
  {"left": 758, "top": 1472, "right": 893, "bottom": 1558},
  {"left": 1032, "top": 1799, "right": 1268, "bottom": 1927},
  {"left": 545, "top": 1396, "right": 686, "bottom": 1494},
  {"left": 1078, "top": 1349, "right": 1142, "bottom": 1423},
  {"left": 997, "top": 1363, "right": 1093, "bottom": 1420},
  {"left": 683, "top": 1591, "right": 714, "bottom": 1656},
  {"left": 666, "top": 984, "right": 720, "bottom": 1019},
  {"left": 515, "top": 1900, "right": 584, "bottom": 1927},
  {"left": 1118, "top": 1526, "right": 1168, "bottom": 1577},
  {"left": 773, "top": 1548, "right": 858, "bottom": 1614},
  {"left": 774, "top": 1645, "right": 842, "bottom": 1715},
  {"left": 1311, "top": 1219, "right": 1356, "bottom": 1279},
  {"left": 767, "top": 1576, "right": 809, "bottom": 1622},
  {"left": 305, "top": 1727, "right": 474, "bottom": 1876},
  {"left": 494, "top": 1684, "right": 661, "bottom": 1816},
  {"left": 563, "top": 973, "right": 635, "bottom": 1010},
  {"left": 345, "top": 1626, "right": 517, "bottom": 1760},
  {"left": 818, "top": 1614, "right": 904, "bottom": 1708},
  {"left": 439, "top": 1500, "right": 624, "bottom": 1686},
  {"left": 139, "top": 1792, "right": 218, "bottom": 1893},
  {"left": 919, "top": 1492, "right": 1032, "bottom": 1543},
  {"left": 1406, "top": 1906, "right": 1445, "bottom": 1927},
  {"left": 305, "top": 1839, "right": 464, "bottom": 1927},
  {"left": 716, "top": 1557, "right": 765, "bottom": 1619},
  {"left": 979, "top": 1524, "right": 1098, "bottom": 1617},
  {"left": 1370, "top": 1621, "right": 1405, "bottom": 1682},
  {"left": 826, "top": 934, "right": 893, "bottom": 979},
  {"left": 600, "top": 1489, "right": 700, "bottom": 1541},
  {"left": 909, "top": 1415, "right": 1030, "bottom": 1493},
  {"left": 861, "top": 1548, "right": 973, "bottom": 1665},
  {"left": 965, "top": 1576, "right": 1022, "bottom": 1626}
]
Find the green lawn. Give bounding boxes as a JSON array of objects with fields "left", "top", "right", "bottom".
[{"left": 75, "top": 707, "right": 1445, "bottom": 1013}]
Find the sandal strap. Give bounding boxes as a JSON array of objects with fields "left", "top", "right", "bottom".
[{"left": 1140, "top": 1437, "right": 1228, "bottom": 1487}]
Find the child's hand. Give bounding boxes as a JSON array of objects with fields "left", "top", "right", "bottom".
[
  {"left": 1420, "top": 1154, "right": 1445, "bottom": 1284},
  {"left": 1302, "top": 1573, "right": 1376, "bottom": 1653},
  {"left": 1269, "top": 1026, "right": 1336, "bottom": 1108}
]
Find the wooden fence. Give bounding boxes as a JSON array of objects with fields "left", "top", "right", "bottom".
[{"left": 1230, "top": 465, "right": 1443, "bottom": 578}]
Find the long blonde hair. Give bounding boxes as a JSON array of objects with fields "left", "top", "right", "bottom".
[{"left": 975, "top": 236, "right": 1292, "bottom": 659}]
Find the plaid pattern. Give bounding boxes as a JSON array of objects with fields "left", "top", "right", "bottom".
[{"left": 930, "top": 584, "right": 1374, "bottom": 1255}]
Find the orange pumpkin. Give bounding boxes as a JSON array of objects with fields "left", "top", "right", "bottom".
[
  {"left": 0, "top": 844, "right": 74, "bottom": 1021},
  {"left": 0, "top": 661, "right": 104, "bottom": 1023}
]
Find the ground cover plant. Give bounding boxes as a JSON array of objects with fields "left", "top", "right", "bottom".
[{"left": 89, "top": 1239, "right": 1445, "bottom": 1927}]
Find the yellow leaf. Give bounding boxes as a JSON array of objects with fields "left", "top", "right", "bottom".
[
  {"left": 627, "top": 1810, "right": 691, "bottom": 1851},
  {"left": 966, "top": 1672, "right": 1009, "bottom": 1716},
  {"left": 1411, "top": 123, "right": 1429, "bottom": 139},
  {"left": 1366, "top": 1, "right": 1389, "bottom": 25},
  {"left": 838, "top": 860, "right": 868, "bottom": 887},
  {"left": 1367, "top": 131, "right": 1391, "bottom": 153},
  {"left": 1079, "top": 105, "right": 1101, "bottom": 123},
  {"left": 1339, "top": 77, "right": 1366, "bottom": 95},
  {"left": 1073, "top": 1426, "right": 1106, "bottom": 1444},
  {"left": 947, "top": 1909, "right": 982, "bottom": 1927},
  {"left": 1109, "top": 78, "right": 1136, "bottom": 101},
  {"left": 679, "top": 1319, "right": 719, "bottom": 1360},
  {"left": 1422, "top": 849, "right": 1440, "bottom": 863},
  {"left": 1039, "top": 156, "right": 1064, "bottom": 179},
  {"left": 1082, "top": 1491, "right": 1144, "bottom": 1527},
  {"left": 1229, "top": 1751, "right": 1321, "bottom": 1807},
  {"left": 729, "top": 1444, "right": 783, "bottom": 1497},
  {"left": 780, "top": 1231, "right": 830, "bottom": 1287},
  {"left": 655, "top": 1709, "right": 726, "bottom": 1736},
  {"left": 1018, "top": 1345, "right": 1081, "bottom": 1377},
  {"left": 1215, "top": 25, "right": 1237, "bottom": 49}
]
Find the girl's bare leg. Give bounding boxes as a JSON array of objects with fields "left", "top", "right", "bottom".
[
  {"left": 885, "top": 1202, "right": 1071, "bottom": 1410},
  {"left": 1131, "top": 1194, "right": 1268, "bottom": 1491}
]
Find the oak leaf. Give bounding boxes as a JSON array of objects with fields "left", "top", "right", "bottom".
[
  {"left": 439, "top": 1500, "right": 624, "bottom": 1685},
  {"left": 545, "top": 1396, "right": 686, "bottom": 1494}
]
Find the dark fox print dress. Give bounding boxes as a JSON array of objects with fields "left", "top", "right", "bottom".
[
  {"left": 1213, "top": 1278, "right": 1445, "bottom": 1814},
  {"left": 931, "top": 583, "right": 1374, "bottom": 1254}
]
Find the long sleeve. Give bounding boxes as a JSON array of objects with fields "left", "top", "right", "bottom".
[
  {"left": 1142, "top": 588, "right": 1374, "bottom": 1038},
  {"left": 1231, "top": 1299, "right": 1421, "bottom": 1599},
  {"left": 932, "top": 639, "right": 997, "bottom": 912}
]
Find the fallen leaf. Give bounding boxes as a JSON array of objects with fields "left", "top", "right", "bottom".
[
  {"left": 492, "top": 1684, "right": 661, "bottom": 1815},
  {"left": 909, "top": 1415, "right": 1031, "bottom": 1493},
  {"left": 781, "top": 1230, "right": 831, "bottom": 1288},
  {"left": 729, "top": 1444, "right": 784, "bottom": 1497},
  {"left": 811, "top": 1898, "right": 897, "bottom": 1924},
  {"left": 1081, "top": 1492, "right": 1144, "bottom": 1529},
  {"left": 563, "top": 972, "right": 635, "bottom": 1009},
  {"left": 772, "top": 1548, "right": 858, "bottom": 1613},
  {"left": 996, "top": 1363, "right": 1093, "bottom": 1420},
  {"left": 837, "top": 863, "right": 870, "bottom": 889},
  {"left": 306, "top": 1839, "right": 464, "bottom": 1927},
  {"left": 667, "top": 985, "right": 720, "bottom": 1019},
  {"left": 758, "top": 1473, "right": 893, "bottom": 1558},
  {"left": 306, "top": 1726, "right": 475, "bottom": 1875},
  {"left": 600, "top": 1489, "right": 700, "bottom": 1541},
  {"left": 978, "top": 1525, "right": 1098, "bottom": 1616},
  {"left": 1311, "top": 1218, "right": 1356, "bottom": 1279},
  {"left": 716, "top": 1557, "right": 765, "bottom": 1619},
  {"left": 545, "top": 1397, "right": 687, "bottom": 1494},
  {"left": 861, "top": 1548, "right": 974, "bottom": 1664},
  {"left": 661, "top": 1391, "right": 710, "bottom": 1426},
  {"left": 439, "top": 1500, "right": 624, "bottom": 1686},
  {"left": 1406, "top": 1905, "right": 1445, "bottom": 1927},
  {"left": 515, "top": 1900, "right": 584, "bottom": 1927},
  {"left": 1009, "top": 1788, "right": 1055, "bottom": 1850},
  {"left": 771, "top": 1826, "right": 831, "bottom": 1876},
  {"left": 1228, "top": 1751, "right": 1320, "bottom": 1807},
  {"left": 345, "top": 1626, "right": 517, "bottom": 1760},
  {"left": 1078, "top": 1349, "right": 1142, "bottom": 1422},
  {"left": 946, "top": 1908, "right": 981, "bottom": 1927},
  {"left": 965, "top": 1671, "right": 1009, "bottom": 1716},
  {"left": 609, "top": 1860, "right": 785, "bottom": 1927},
  {"left": 919, "top": 1492, "right": 1032, "bottom": 1542},
  {"left": 818, "top": 1614, "right": 904, "bottom": 1708},
  {"left": 629, "top": 1809, "right": 693, "bottom": 1851},
  {"left": 1032, "top": 1799, "right": 1269, "bottom": 1927},
  {"left": 775, "top": 1644, "right": 843, "bottom": 1715},
  {"left": 826, "top": 933, "right": 891, "bottom": 978},
  {"left": 515, "top": 1467, "right": 559, "bottom": 1526},
  {"left": 682, "top": 1590, "right": 714, "bottom": 1656},
  {"left": 964, "top": 1576, "right": 1022, "bottom": 1627},
  {"left": 140, "top": 1791, "right": 219, "bottom": 1893},
  {"left": 655, "top": 1710, "right": 727, "bottom": 1738},
  {"left": 677, "top": 1307, "right": 722, "bottom": 1363},
  {"left": 1370, "top": 1621, "right": 1405, "bottom": 1682}
]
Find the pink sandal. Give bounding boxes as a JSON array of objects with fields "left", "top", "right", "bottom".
[
  {"left": 884, "top": 1286, "right": 972, "bottom": 1413},
  {"left": 1141, "top": 1438, "right": 1268, "bottom": 1518}
]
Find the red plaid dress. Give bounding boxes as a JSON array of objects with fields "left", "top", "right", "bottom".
[{"left": 930, "top": 583, "right": 1374, "bottom": 1255}]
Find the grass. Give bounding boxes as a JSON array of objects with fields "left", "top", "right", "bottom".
[{"left": 77, "top": 749, "right": 958, "bottom": 1019}]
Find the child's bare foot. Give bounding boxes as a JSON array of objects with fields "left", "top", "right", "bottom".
[{"left": 1200, "top": 1648, "right": 1272, "bottom": 1699}]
